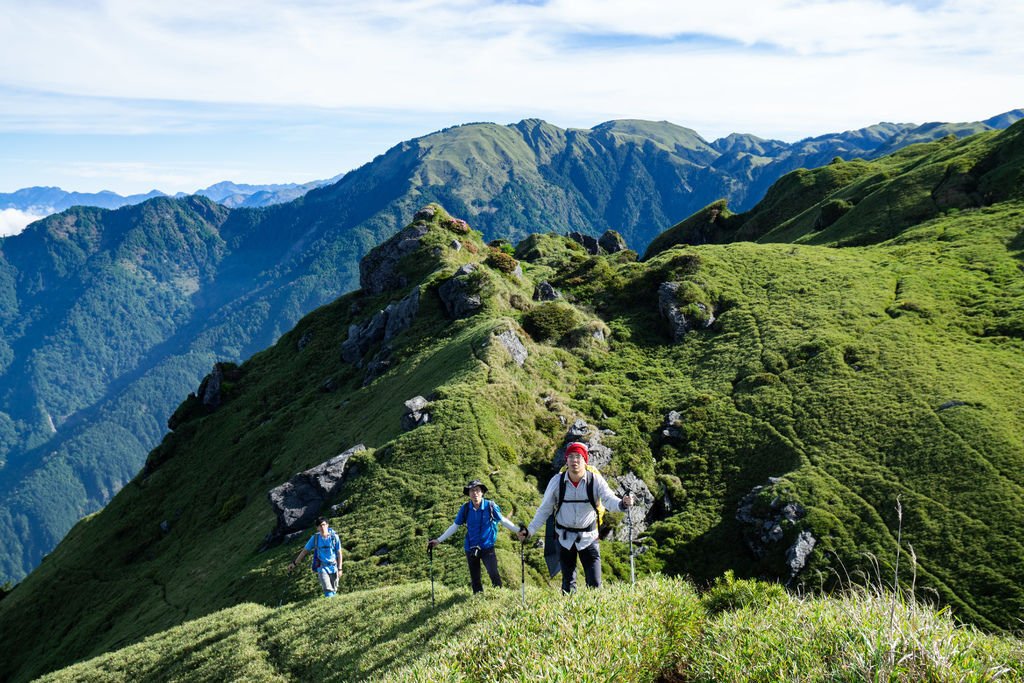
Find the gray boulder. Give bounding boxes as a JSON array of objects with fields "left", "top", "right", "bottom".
[
  {"left": 533, "top": 281, "right": 561, "bottom": 301},
  {"left": 414, "top": 206, "right": 437, "bottom": 221},
  {"left": 359, "top": 221, "right": 430, "bottom": 295},
  {"left": 267, "top": 444, "right": 366, "bottom": 540},
  {"left": 341, "top": 288, "right": 420, "bottom": 366},
  {"left": 661, "top": 410, "right": 684, "bottom": 440},
  {"left": 736, "top": 480, "right": 814, "bottom": 578},
  {"left": 599, "top": 230, "right": 628, "bottom": 253},
  {"left": 611, "top": 472, "right": 655, "bottom": 541},
  {"left": 402, "top": 396, "right": 431, "bottom": 430},
  {"left": 494, "top": 328, "right": 528, "bottom": 367},
  {"left": 384, "top": 287, "right": 420, "bottom": 342},
  {"left": 438, "top": 264, "right": 483, "bottom": 319},
  {"left": 658, "top": 282, "right": 715, "bottom": 342},
  {"left": 567, "top": 231, "right": 600, "bottom": 255},
  {"left": 193, "top": 362, "right": 241, "bottom": 411},
  {"left": 362, "top": 346, "right": 393, "bottom": 387},
  {"left": 787, "top": 531, "right": 817, "bottom": 576}
]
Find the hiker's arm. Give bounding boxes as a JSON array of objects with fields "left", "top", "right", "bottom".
[
  {"left": 499, "top": 513, "right": 520, "bottom": 534},
  {"left": 524, "top": 477, "right": 559, "bottom": 538},
  {"left": 288, "top": 548, "right": 308, "bottom": 571},
  {"left": 432, "top": 523, "right": 459, "bottom": 545},
  {"left": 595, "top": 473, "right": 632, "bottom": 511}
]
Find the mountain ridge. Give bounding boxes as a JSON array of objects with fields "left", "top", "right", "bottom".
[
  {"left": 1, "top": 119, "right": 1022, "bottom": 679},
  {"left": 1, "top": 111, "right": 1022, "bottom": 586}
]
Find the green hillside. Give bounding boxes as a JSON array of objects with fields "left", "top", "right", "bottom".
[
  {"left": 2, "top": 122, "right": 1023, "bottom": 680},
  {"left": 34, "top": 577, "right": 1024, "bottom": 682},
  {"left": 2, "top": 114, "right": 1021, "bottom": 586}
]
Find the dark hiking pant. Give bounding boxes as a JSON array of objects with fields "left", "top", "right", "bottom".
[
  {"left": 466, "top": 546, "right": 501, "bottom": 593},
  {"left": 559, "top": 541, "right": 601, "bottom": 594}
]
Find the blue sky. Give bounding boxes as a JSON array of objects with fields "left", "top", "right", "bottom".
[{"left": 0, "top": 0, "right": 1021, "bottom": 202}]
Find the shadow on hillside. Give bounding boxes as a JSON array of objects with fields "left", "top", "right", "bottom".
[
  {"left": 356, "top": 593, "right": 472, "bottom": 679},
  {"left": 1010, "top": 226, "right": 1024, "bottom": 254}
]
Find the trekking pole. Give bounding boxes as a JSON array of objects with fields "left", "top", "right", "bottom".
[
  {"left": 519, "top": 525, "right": 527, "bottom": 607},
  {"left": 428, "top": 545, "right": 436, "bottom": 609},
  {"left": 627, "top": 488, "right": 636, "bottom": 586}
]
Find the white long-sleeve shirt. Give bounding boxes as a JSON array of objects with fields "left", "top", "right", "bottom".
[{"left": 526, "top": 469, "right": 625, "bottom": 550}]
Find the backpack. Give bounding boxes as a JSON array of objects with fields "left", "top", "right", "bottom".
[
  {"left": 310, "top": 529, "right": 340, "bottom": 572},
  {"left": 554, "top": 465, "right": 606, "bottom": 530},
  {"left": 458, "top": 500, "right": 500, "bottom": 531}
]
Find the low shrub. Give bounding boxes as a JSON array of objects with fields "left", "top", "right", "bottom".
[
  {"left": 523, "top": 302, "right": 582, "bottom": 342},
  {"left": 701, "top": 570, "right": 788, "bottom": 614}
]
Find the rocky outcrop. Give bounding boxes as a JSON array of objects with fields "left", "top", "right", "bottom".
[
  {"left": 787, "top": 531, "right": 817, "bottom": 576},
  {"left": 297, "top": 330, "right": 314, "bottom": 351},
  {"left": 736, "top": 479, "right": 816, "bottom": 578},
  {"left": 661, "top": 410, "right": 684, "bottom": 440},
  {"left": 362, "top": 346, "right": 393, "bottom": 387},
  {"left": 266, "top": 444, "right": 366, "bottom": 542},
  {"left": 494, "top": 328, "right": 528, "bottom": 367},
  {"left": 438, "top": 264, "right": 483, "bottom": 319},
  {"left": 533, "top": 281, "right": 561, "bottom": 301},
  {"left": 359, "top": 222, "right": 431, "bottom": 295},
  {"left": 341, "top": 287, "right": 420, "bottom": 366},
  {"left": 599, "top": 230, "right": 628, "bottom": 253},
  {"left": 611, "top": 472, "right": 655, "bottom": 541},
  {"left": 658, "top": 282, "right": 715, "bottom": 342},
  {"left": 401, "top": 396, "right": 430, "bottom": 431},
  {"left": 567, "top": 231, "right": 600, "bottom": 255},
  {"left": 384, "top": 287, "right": 420, "bottom": 340}
]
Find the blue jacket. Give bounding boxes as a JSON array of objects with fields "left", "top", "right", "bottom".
[
  {"left": 454, "top": 499, "right": 502, "bottom": 551},
  {"left": 304, "top": 530, "right": 341, "bottom": 572}
]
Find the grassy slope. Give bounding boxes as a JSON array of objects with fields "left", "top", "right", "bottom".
[
  {"left": 2, "top": 126, "right": 1023, "bottom": 679},
  {"left": 36, "top": 577, "right": 1024, "bottom": 682}
]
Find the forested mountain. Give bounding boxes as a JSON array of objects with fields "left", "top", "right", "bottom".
[
  {"left": 0, "top": 112, "right": 1021, "bottom": 585},
  {"left": 0, "top": 120, "right": 1021, "bottom": 682}
]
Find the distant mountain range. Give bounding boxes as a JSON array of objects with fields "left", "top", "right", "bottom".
[
  {"left": 0, "top": 176, "right": 345, "bottom": 230},
  {"left": 0, "top": 110, "right": 1021, "bottom": 585}
]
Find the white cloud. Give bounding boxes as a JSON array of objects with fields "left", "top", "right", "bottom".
[
  {"left": 0, "top": 0, "right": 1020, "bottom": 131},
  {"left": 0, "top": 0, "right": 1021, "bottom": 192},
  {"left": 0, "top": 208, "right": 48, "bottom": 237}
]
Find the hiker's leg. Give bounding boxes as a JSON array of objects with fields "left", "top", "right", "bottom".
[
  {"left": 558, "top": 544, "right": 579, "bottom": 595},
  {"left": 579, "top": 542, "right": 602, "bottom": 588},
  {"left": 316, "top": 569, "right": 335, "bottom": 597},
  {"left": 466, "top": 550, "right": 484, "bottom": 593},
  {"left": 481, "top": 547, "right": 502, "bottom": 588},
  {"left": 327, "top": 570, "right": 340, "bottom": 593}
]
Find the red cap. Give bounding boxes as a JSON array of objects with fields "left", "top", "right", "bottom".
[{"left": 565, "top": 442, "right": 589, "bottom": 463}]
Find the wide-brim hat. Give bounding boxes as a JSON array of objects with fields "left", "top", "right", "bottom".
[{"left": 463, "top": 479, "right": 488, "bottom": 495}]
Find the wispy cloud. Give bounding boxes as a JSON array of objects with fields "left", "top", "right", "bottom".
[
  {"left": 0, "top": 208, "right": 47, "bottom": 237},
  {"left": 2, "top": 1, "right": 1020, "bottom": 124},
  {"left": 0, "top": 0, "right": 1021, "bottom": 192}
]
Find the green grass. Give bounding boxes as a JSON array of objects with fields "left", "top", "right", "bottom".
[
  {"left": 3, "top": 125, "right": 1024, "bottom": 681},
  {"left": 36, "top": 576, "right": 1023, "bottom": 682}
]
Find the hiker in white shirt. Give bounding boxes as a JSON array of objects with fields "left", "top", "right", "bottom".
[{"left": 518, "top": 442, "right": 633, "bottom": 593}]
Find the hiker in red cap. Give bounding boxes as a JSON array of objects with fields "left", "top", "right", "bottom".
[{"left": 518, "top": 442, "right": 633, "bottom": 593}]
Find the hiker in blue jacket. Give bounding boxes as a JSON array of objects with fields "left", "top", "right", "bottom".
[
  {"left": 289, "top": 516, "right": 343, "bottom": 598},
  {"left": 428, "top": 479, "right": 520, "bottom": 593}
]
